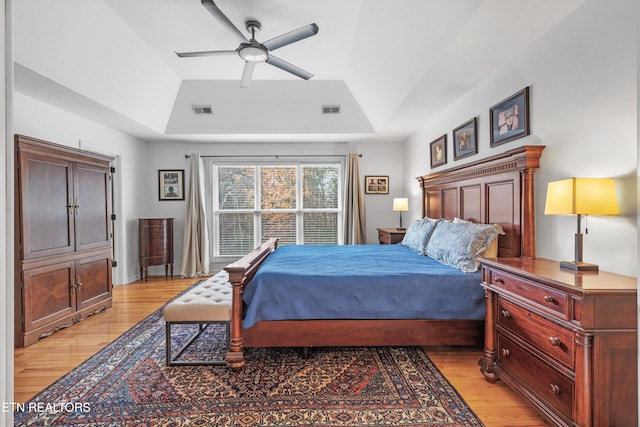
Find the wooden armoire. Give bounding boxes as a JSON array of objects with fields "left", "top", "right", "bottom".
[{"left": 14, "top": 135, "right": 114, "bottom": 347}]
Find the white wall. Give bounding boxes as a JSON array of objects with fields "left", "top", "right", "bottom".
[
  {"left": 2, "top": 0, "right": 13, "bottom": 424},
  {"left": 354, "top": 141, "right": 406, "bottom": 242},
  {"left": 13, "top": 93, "right": 149, "bottom": 284},
  {"left": 402, "top": 0, "right": 638, "bottom": 277}
]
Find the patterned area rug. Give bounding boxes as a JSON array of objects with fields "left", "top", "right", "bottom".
[{"left": 15, "top": 287, "right": 485, "bottom": 426}]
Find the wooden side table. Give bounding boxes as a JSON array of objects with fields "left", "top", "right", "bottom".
[
  {"left": 138, "top": 218, "right": 174, "bottom": 280},
  {"left": 377, "top": 227, "right": 406, "bottom": 244}
]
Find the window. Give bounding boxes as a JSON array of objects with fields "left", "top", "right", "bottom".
[{"left": 213, "top": 162, "right": 342, "bottom": 256}]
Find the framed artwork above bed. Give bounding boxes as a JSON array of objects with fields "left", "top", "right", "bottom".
[
  {"left": 453, "top": 117, "right": 478, "bottom": 161},
  {"left": 429, "top": 134, "right": 447, "bottom": 168},
  {"left": 490, "top": 87, "right": 530, "bottom": 147}
]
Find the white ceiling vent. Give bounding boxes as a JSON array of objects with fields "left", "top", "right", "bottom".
[
  {"left": 321, "top": 105, "right": 341, "bottom": 115},
  {"left": 191, "top": 105, "right": 213, "bottom": 115}
]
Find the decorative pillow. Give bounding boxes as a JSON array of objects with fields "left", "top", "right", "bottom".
[
  {"left": 452, "top": 217, "right": 502, "bottom": 258},
  {"left": 426, "top": 221, "right": 503, "bottom": 272},
  {"left": 400, "top": 218, "right": 440, "bottom": 255}
]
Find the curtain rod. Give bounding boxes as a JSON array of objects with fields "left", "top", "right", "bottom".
[{"left": 184, "top": 154, "right": 361, "bottom": 159}]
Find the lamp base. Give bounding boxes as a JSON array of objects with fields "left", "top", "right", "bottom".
[
  {"left": 396, "top": 227, "right": 406, "bottom": 231},
  {"left": 560, "top": 261, "right": 599, "bottom": 272}
]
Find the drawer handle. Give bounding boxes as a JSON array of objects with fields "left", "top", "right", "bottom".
[
  {"left": 548, "top": 337, "right": 561, "bottom": 347},
  {"left": 501, "top": 310, "right": 511, "bottom": 318},
  {"left": 548, "top": 384, "right": 561, "bottom": 395},
  {"left": 501, "top": 348, "right": 510, "bottom": 357},
  {"left": 494, "top": 277, "right": 505, "bottom": 284},
  {"left": 544, "top": 295, "right": 556, "bottom": 304}
]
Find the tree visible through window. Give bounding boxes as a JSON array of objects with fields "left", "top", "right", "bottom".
[{"left": 214, "top": 162, "right": 342, "bottom": 256}]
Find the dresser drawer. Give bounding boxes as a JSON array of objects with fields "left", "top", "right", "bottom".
[
  {"left": 497, "top": 297, "right": 574, "bottom": 369},
  {"left": 497, "top": 333, "right": 574, "bottom": 421},
  {"left": 488, "top": 268, "right": 568, "bottom": 319}
]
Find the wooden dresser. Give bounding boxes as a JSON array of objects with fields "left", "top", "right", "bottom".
[
  {"left": 15, "top": 135, "right": 113, "bottom": 347},
  {"left": 478, "top": 257, "right": 637, "bottom": 427},
  {"left": 138, "top": 218, "right": 174, "bottom": 280},
  {"left": 376, "top": 227, "right": 406, "bottom": 244}
]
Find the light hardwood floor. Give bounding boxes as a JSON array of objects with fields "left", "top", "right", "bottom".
[{"left": 14, "top": 275, "right": 548, "bottom": 426}]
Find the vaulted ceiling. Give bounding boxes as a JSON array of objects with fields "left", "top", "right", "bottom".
[{"left": 13, "top": 0, "right": 585, "bottom": 144}]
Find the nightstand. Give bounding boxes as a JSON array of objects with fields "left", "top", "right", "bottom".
[
  {"left": 478, "top": 257, "right": 637, "bottom": 427},
  {"left": 377, "top": 227, "right": 406, "bottom": 244}
]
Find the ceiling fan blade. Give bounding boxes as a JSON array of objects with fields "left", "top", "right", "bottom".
[
  {"left": 175, "top": 49, "right": 236, "bottom": 58},
  {"left": 201, "top": 0, "right": 247, "bottom": 43},
  {"left": 262, "top": 23, "right": 319, "bottom": 51},
  {"left": 266, "top": 55, "right": 313, "bottom": 80},
  {"left": 240, "top": 61, "right": 256, "bottom": 88}
]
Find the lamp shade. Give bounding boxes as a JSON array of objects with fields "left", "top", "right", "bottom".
[
  {"left": 544, "top": 178, "right": 619, "bottom": 216},
  {"left": 392, "top": 198, "right": 409, "bottom": 211}
]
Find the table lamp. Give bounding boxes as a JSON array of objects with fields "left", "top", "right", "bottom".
[
  {"left": 393, "top": 198, "right": 409, "bottom": 230},
  {"left": 544, "top": 178, "right": 619, "bottom": 271}
]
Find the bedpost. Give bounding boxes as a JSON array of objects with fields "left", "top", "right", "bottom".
[
  {"left": 518, "top": 145, "right": 544, "bottom": 258},
  {"left": 225, "top": 266, "right": 247, "bottom": 370},
  {"left": 224, "top": 238, "right": 279, "bottom": 369},
  {"left": 521, "top": 166, "right": 537, "bottom": 258}
]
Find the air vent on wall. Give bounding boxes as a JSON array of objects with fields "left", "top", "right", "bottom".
[
  {"left": 191, "top": 105, "right": 213, "bottom": 115},
  {"left": 321, "top": 105, "right": 341, "bottom": 114}
]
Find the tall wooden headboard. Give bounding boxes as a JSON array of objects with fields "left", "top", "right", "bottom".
[{"left": 418, "top": 145, "right": 544, "bottom": 258}]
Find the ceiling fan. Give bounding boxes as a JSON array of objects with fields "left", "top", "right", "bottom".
[{"left": 176, "top": 0, "right": 319, "bottom": 88}]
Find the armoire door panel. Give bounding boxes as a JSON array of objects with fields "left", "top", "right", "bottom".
[
  {"left": 76, "top": 254, "right": 112, "bottom": 310},
  {"left": 20, "top": 153, "right": 75, "bottom": 259},
  {"left": 22, "top": 261, "right": 76, "bottom": 330},
  {"left": 75, "top": 164, "right": 111, "bottom": 251}
]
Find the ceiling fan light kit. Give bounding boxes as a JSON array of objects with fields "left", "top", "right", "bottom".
[
  {"left": 238, "top": 45, "right": 268, "bottom": 63},
  {"left": 176, "top": 0, "right": 319, "bottom": 88}
]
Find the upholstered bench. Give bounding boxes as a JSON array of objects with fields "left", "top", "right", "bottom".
[{"left": 163, "top": 270, "right": 232, "bottom": 366}]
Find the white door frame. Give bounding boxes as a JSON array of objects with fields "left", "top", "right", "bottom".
[
  {"left": 2, "top": 0, "right": 15, "bottom": 425},
  {"left": 79, "top": 141, "right": 125, "bottom": 285}
]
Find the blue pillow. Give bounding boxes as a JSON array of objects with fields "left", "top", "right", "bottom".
[
  {"left": 426, "top": 221, "right": 502, "bottom": 272},
  {"left": 400, "top": 218, "right": 440, "bottom": 254}
]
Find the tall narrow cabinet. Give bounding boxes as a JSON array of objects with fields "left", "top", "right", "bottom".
[
  {"left": 15, "top": 135, "right": 114, "bottom": 347},
  {"left": 138, "top": 218, "right": 174, "bottom": 280}
]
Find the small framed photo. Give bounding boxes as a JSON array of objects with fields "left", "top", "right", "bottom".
[
  {"left": 158, "top": 169, "right": 185, "bottom": 201},
  {"left": 429, "top": 134, "right": 447, "bottom": 168},
  {"left": 453, "top": 117, "right": 478, "bottom": 161},
  {"left": 490, "top": 87, "right": 530, "bottom": 147},
  {"left": 364, "top": 176, "right": 389, "bottom": 194}
]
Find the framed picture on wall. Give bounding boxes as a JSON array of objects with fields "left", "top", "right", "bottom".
[
  {"left": 490, "top": 87, "right": 530, "bottom": 147},
  {"left": 364, "top": 176, "right": 389, "bottom": 194},
  {"left": 429, "top": 134, "right": 447, "bottom": 168},
  {"left": 453, "top": 117, "right": 478, "bottom": 161},
  {"left": 158, "top": 169, "right": 185, "bottom": 201}
]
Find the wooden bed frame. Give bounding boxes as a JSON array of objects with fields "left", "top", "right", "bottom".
[{"left": 224, "top": 145, "right": 545, "bottom": 369}]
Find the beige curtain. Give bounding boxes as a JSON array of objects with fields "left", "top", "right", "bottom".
[
  {"left": 180, "top": 153, "right": 210, "bottom": 277},
  {"left": 343, "top": 153, "right": 366, "bottom": 244}
]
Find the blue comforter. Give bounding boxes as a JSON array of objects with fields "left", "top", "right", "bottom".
[{"left": 242, "top": 244, "right": 485, "bottom": 328}]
